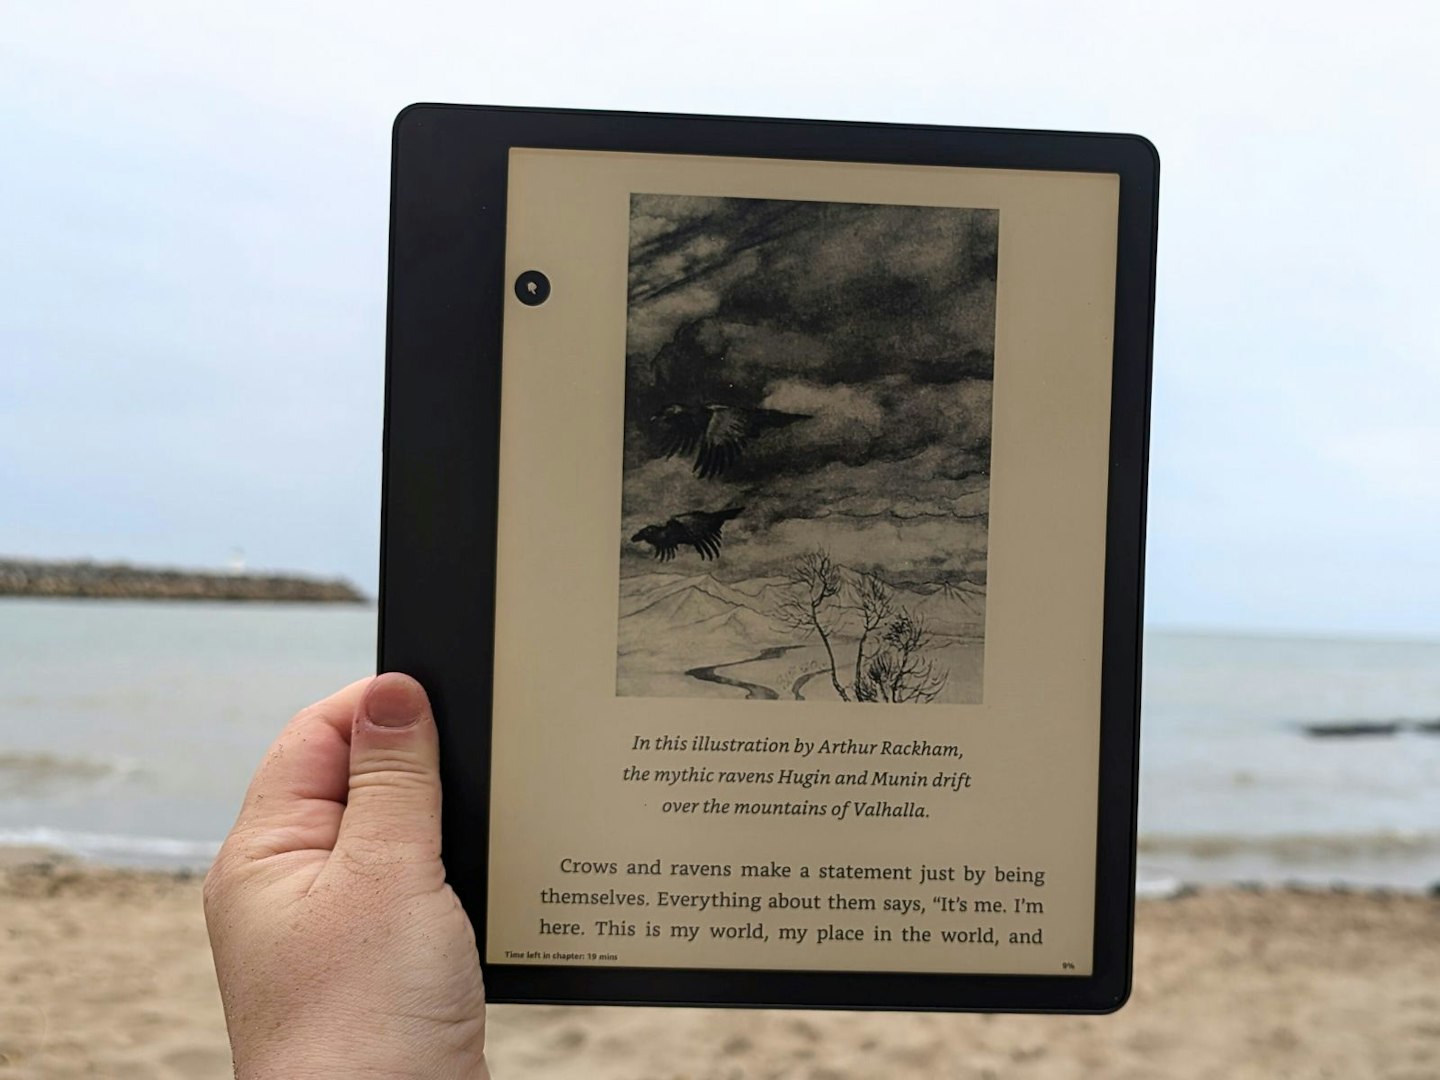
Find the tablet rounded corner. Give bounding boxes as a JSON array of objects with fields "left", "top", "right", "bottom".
[
  {"left": 1094, "top": 970, "right": 1134, "bottom": 1014},
  {"left": 1115, "top": 133, "right": 1160, "bottom": 181},
  {"left": 393, "top": 102, "right": 438, "bottom": 143}
]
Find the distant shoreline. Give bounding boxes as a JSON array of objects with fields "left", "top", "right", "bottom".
[{"left": 0, "top": 557, "right": 366, "bottom": 604}]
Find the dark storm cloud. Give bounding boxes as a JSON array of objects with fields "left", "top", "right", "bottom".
[
  {"left": 625, "top": 195, "right": 996, "bottom": 413},
  {"left": 624, "top": 197, "right": 995, "bottom": 450},
  {"left": 751, "top": 376, "right": 991, "bottom": 478}
]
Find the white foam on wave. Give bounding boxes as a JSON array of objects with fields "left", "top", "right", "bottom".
[
  {"left": 0, "top": 750, "right": 146, "bottom": 783},
  {"left": 0, "top": 826, "right": 220, "bottom": 865},
  {"left": 1138, "top": 829, "right": 1440, "bottom": 858}
]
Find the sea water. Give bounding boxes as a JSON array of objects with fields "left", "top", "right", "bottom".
[
  {"left": 1, "top": 598, "right": 1437, "bottom": 889},
  {"left": 1138, "top": 631, "right": 1440, "bottom": 891},
  {"left": 0, "top": 598, "right": 371, "bottom": 865}
]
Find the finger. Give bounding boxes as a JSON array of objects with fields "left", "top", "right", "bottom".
[
  {"left": 227, "top": 676, "right": 373, "bottom": 855},
  {"left": 332, "top": 672, "right": 443, "bottom": 867}
]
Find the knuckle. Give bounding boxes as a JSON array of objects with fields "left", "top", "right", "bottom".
[
  {"left": 350, "top": 755, "right": 436, "bottom": 791},
  {"left": 335, "top": 816, "right": 441, "bottom": 872},
  {"left": 333, "top": 833, "right": 418, "bottom": 875},
  {"left": 339, "top": 808, "right": 430, "bottom": 849}
]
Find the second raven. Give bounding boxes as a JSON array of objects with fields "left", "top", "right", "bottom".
[{"left": 631, "top": 506, "right": 744, "bottom": 562}]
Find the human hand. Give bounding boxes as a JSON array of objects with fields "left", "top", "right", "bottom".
[{"left": 204, "top": 673, "right": 489, "bottom": 1079}]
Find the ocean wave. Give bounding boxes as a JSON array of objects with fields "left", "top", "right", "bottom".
[
  {"left": 1139, "top": 830, "right": 1440, "bottom": 859},
  {"left": 1134, "top": 872, "right": 1188, "bottom": 899},
  {"left": 0, "top": 826, "right": 219, "bottom": 865},
  {"left": 0, "top": 750, "right": 145, "bottom": 794}
]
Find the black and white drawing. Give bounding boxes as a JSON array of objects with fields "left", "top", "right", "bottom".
[{"left": 618, "top": 194, "right": 997, "bottom": 704}]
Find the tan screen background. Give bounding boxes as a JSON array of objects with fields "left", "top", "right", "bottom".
[{"left": 488, "top": 148, "right": 1119, "bottom": 976}]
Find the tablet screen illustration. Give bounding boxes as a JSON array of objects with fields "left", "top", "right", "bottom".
[{"left": 618, "top": 195, "right": 996, "bottom": 705}]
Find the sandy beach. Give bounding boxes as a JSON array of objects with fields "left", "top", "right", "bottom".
[{"left": 1, "top": 849, "right": 1436, "bottom": 1079}]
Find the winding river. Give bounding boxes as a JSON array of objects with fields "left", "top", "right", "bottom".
[
  {"left": 684, "top": 646, "right": 799, "bottom": 699},
  {"left": 685, "top": 646, "right": 835, "bottom": 701}
]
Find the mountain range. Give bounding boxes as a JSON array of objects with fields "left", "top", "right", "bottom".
[{"left": 618, "top": 568, "right": 985, "bottom": 656}]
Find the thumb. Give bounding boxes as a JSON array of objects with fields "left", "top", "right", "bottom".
[{"left": 333, "top": 672, "right": 443, "bottom": 867}]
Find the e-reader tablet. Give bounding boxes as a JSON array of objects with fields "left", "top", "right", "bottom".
[{"left": 380, "top": 104, "right": 1157, "bottom": 1013}]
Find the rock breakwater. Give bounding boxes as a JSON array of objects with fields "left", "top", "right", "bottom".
[{"left": 0, "top": 558, "right": 365, "bottom": 603}]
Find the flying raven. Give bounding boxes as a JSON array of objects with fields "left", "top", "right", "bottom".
[
  {"left": 650, "top": 403, "right": 808, "bottom": 479},
  {"left": 630, "top": 506, "right": 744, "bottom": 561}
]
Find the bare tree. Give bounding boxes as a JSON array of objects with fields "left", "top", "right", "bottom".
[
  {"left": 864, "top": 612, "right": 948, "bottom": 704},
  {"left": 774, "top": 549, "right": 849, "bottom": 701},
  {"left": 848, "top": 571, "right": 893, "bottom": 702},
  {"left": 777, "top": 552, "right": 950, "bottom": 705}
]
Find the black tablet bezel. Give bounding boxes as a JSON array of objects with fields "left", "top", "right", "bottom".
[{"left": 380, "top": 103, "right": 1157, "bottom": 1013}]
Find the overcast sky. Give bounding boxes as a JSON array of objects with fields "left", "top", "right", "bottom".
[{"left": 3, "top": 1, "right": 1437, "bottom": 636}]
